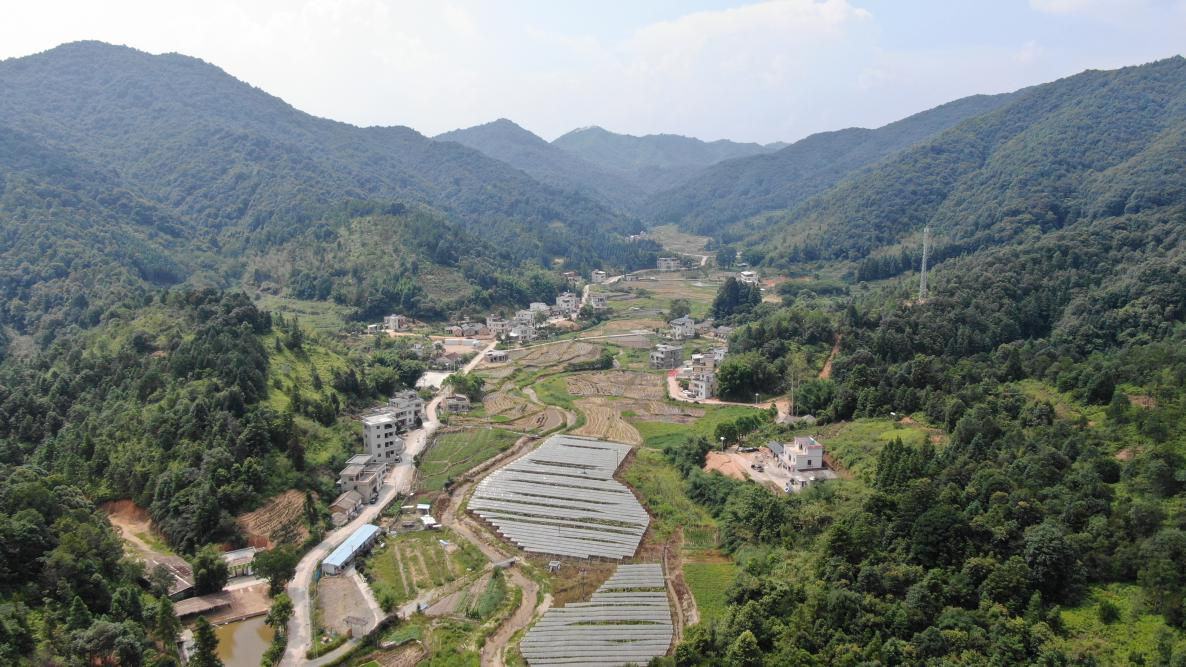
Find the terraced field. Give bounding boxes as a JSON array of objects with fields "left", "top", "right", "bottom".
[{"left": 566, "top": 371, "right": 665, "bottom": 400}]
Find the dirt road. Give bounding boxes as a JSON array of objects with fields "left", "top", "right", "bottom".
[
  {"left": 438, "top": 437, "right": 546, "bottom": 667},
  {"left": 819, "top": 334, "right": 841, "bottom": 380}
]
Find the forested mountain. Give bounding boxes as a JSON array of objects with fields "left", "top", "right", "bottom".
[
  {"left": 552, "top": 125, "right": 785, "bottom": 193},
  {"left": 644, "top": 92, "right": 1016, "bottom": 236},
  {"left": 435, "top": 119, "right": 646, "bottom": 211},
  {"left": 752, "top": 56, "right": 1186, "bottom": 268},
  {"left": 0, "top": 42, "right": 662, "bottom": 342}
]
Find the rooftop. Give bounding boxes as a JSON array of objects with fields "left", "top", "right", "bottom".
[
  {"left": 323, "top": 524, "right": 382, "bottom": 569},
  {"left": 362, "top": 412, "right": 397, "bottom": 426}
]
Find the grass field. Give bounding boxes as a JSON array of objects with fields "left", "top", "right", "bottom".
[
  {"left": 1016, "top": 379, "right": 1107, "bottom": 425},
  {"left": 419, "top": 428, "right": 520, "bottom": 492},
  {"left": 1058, "top": 583, "right": 1186, "bottom": 663},
  {"left": 635, "top": 404, "right": 767, "bottom": 450},
  {"left": 363, "top": 529, "right": 485, "bottom": 610},
  {"left": 649, "top": 224, "right": 711, "bottom": 256},
  {"left": 682, "top": 562, "right": 738, "bottom": 625},
  {"left": 807, "top": 418, "right": 943, "bottom": 480},
  {"left": 621, "top": 448, "right": 716, "bottom": 542},
  {"left": 532, "top": 374, "right": 577, "bottom": 410},
  {"left": 254, "top": 293, "right": 353, "bottom": 334}
]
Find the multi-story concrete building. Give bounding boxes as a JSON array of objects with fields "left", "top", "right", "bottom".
[
  {"left": 689, "top": 372, "right": 717, "bottom": 400},
  {"left": 649, "top": 344, "right": 683, "bottom": 369},
  {"left": 669, "top": 316, "right": 696, "bottom": 340},
  {"left": 555, "top": 292, "right": 579, "bottom": 314},
  {"left": 591, "top": 270, "right": 608, "bottom": 283},
  {"left": 337, "top": 454, "right": 386, "bottom": 504},
  {"left": 362, "top": 413, "right": 405, "bottom": 463},
  {"left": 589, "top": 294, "right": 609, "bottom": 309},
  {"left": 657, "top": 257, "right": 681, "bottom": 271},
  {"left": 387, "top": 390, "right": 424, "bottom": 431}
]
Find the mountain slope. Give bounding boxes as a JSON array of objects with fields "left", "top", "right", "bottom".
[
  {"left": 552, "top": 125, "right": 783, "bottom": 193},
  {"left": 435, "top": 119, "right": 645, "bottom": 211},
  {"left": 757, "top": 56, "right": 1186, "bottom": 266},
  {"left": 645, "top": 92, "right": 1017, "bottom": 236},
  {"left": 0, "top": 42, "right": 641, "bottom": 261}
]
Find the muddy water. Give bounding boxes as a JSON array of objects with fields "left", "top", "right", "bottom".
[{"left": 214, "top": 616, "right": 274, "bottom": 667}]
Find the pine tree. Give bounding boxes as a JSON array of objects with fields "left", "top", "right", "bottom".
[{"left": 189, "top": 617, "right": 222, "bottom": 667}]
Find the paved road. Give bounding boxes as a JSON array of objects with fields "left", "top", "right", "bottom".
[{"left": 280, "top": 341, "right": 496, "bottom": 666}]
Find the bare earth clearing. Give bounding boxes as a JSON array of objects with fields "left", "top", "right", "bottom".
[{"left": 237, "top": 489, "right": 310, "bottom": 548}]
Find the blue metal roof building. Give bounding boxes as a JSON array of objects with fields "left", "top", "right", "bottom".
[{"left": 321, "top": 524, "right": 382, "bottom": 575}]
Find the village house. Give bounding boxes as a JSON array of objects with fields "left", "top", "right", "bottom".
[
  {"left": 384, "top": 314, "right": 411, "bottom": 331},
  {"left": 767, "top": 437, "right": 837, "bottom": 492},
  {"left": 486, "top": 315, "right": 511, "bottom": 336},
  {"left": 589, "top": 293, "right": 609, "bottom": 309},
  {"left": 715, "top": 325, "right": 735, "bottom": 339},
  {"left": 366, "top": 323, "right": 381, "bottom": 334},
  {"left": 444, "top": 394, "right": 472, "bottom": 413},
  {"left": 649, "top": 343, "right": 684, "bottom": 369},
  {"left": 657, "top": 257, "right": 681, "bottom": 271},
  {"left": 555, "top": 291, "right": 579, "bottom": 314},
  {"left": 363, "top": 412, "right": 405, "bottom": 463},
  {"left": 591, "top": 269, "right": 608, "bottom": 283},
  {"left": 329, "top": 490, "right": 363, "bottom": 527},
  {"left": 562, "top": 271, "right": 581, "bottom": 286},
  {"left": 514, "top": 309, "right": 536, "bottom": 326},
  {"left": 738, "top": 270, "right": 760, "bottom": 286},
  {"left": 221, "top": 547, "right": 257, "bottom": 578},
  {"left": 689, "top": 372, "right": 717, "bottom": 400},
  {"left": 337, "top": 454, "right": 386, "bottom": 504},
  {"left": 669, "top": 316, "right": 696, "bottom": 340},
  {"left": 387, "top": 390, "right": 424, "bottom": 431},
  {"left": 485, "top": 348, "right": 509, "bottom": 363},
  {"left": 712, "top": 347, "right": 728, "bottom": 363},
  {"left": 509, "top": 324, "right": 537, "bottom": 343}
]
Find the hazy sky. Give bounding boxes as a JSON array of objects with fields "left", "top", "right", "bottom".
[{"left": 3, "top": 0, "right": 1185, "bottom": 143}]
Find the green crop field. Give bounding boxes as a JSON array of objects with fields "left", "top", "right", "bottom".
[
  {"left": 418, "top": 428, "right": 520, "bottom": 491},
  {"left": 363, "top": 529, "right": 485, "bottom": 611},
  {"left": 683, "top": 562, "right": 738, "bottom": 625}
]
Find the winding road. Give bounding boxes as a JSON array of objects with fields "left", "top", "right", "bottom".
[{"left": 280, "top": 341, "right": 496, "bottom": 666}]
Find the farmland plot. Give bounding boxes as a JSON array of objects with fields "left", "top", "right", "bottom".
[
  {"left": 567, "top": 371, "right": 665, "bottom": 400},
  {"left": 573, "top": 397, "right": 642, "bottom": 445},
  {"left": 236, "top": 489, "right": 310, "bottom": 548},
  {"left": 509, "top": 341, "right": 600, "bottom": 369}
]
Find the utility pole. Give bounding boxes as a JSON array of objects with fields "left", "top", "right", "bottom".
[{"left": 918, "top": 224, "right": 930, "bottom": 302}]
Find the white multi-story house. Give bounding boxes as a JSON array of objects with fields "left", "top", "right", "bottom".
[
  {"left": 514, "top": 309, "right": 535, "bottom": 326},
  {"left": 689, "top": 372, "right": 717, "bottom": 400},
  {"left": 362, "top": 413, "right": 405, "bottom": 463},
  {"left": 591, "top": 270, "right": 608, "bottom": 283},
  {"left": 778, "top": 436, "right": 825, "bottom": 471},
  {"left": 384, "top": 314, "right": 411, "bottom": 331},
  {"left": 738, "top": 270, "right": 760, "bottom": 285},
  {"left": 669, "top": 316, "right": 696, "bottom": 340},
  {"left": 509, "top": 324, "right": 537, "bottom": 343},
  {"left": 387, "top": 390, "right": 424, "bottom": 431},
  {"left": 589, "top": 294, "right": 609, "bottom": 309},
  {"left": 556, "top": 292, "right": 579, "bottom": 314},
  {"left": 529, "top": 302, "right": 551, "bottom": 314},
  {"left": 712, "top": 347, "right": 728, "bottom": 363},
  {"left": 649, "top": 344, "right": 683, "bottom": 369},
  {"left": 657, "top": 257, "right": 681, "bottom": 271},
  {"left": 444, "top": 394, "right": 472, "bottom": 413},
  {"left": 337, "top": 454, "right": 386, "bottom": 503}
]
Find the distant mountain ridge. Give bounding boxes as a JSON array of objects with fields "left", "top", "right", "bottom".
[
  {"left": 645, "top": 92, "right": 1018, "bottom": 236},
  {"left": 435, "top": 119, "right": 646, "bottom": 211},
  {"left": 0, "top": 41, "right": 661, "bottom": 338},
  {"left": 552, "top": 125, "right": 785, "bottom": 194}
]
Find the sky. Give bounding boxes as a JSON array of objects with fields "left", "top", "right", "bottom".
[{"left": 2, "top": 0, "right": 1185, "bottom": 144}]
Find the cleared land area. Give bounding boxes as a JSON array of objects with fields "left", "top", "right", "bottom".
[
  {"left": 418, "top": 428, "right": 519, "bottom": 492},
  {"left": 572, "top": 397, "right": 642, "bottom": 444},
  {"left": 237, "top": 489, "right": 310, "bottom": 548},
  {"left": 316, "top": 573, "right": 371, "bottom": 636},
  {"left": 520, "top": 563, "right": 673, "bottom": 667},
  {"left": 681, "top": 562, "right": 737, "bottom": 625},
  {"left": 469, "top": 435, "right": 648, "bottom": 559},
  {"left": 510, "top": 341, "right": 600, "bottom": 371}
]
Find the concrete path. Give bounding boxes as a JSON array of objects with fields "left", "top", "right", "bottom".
[{"left": 280, "top": 341, "right": 496, "bottom": 666}]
